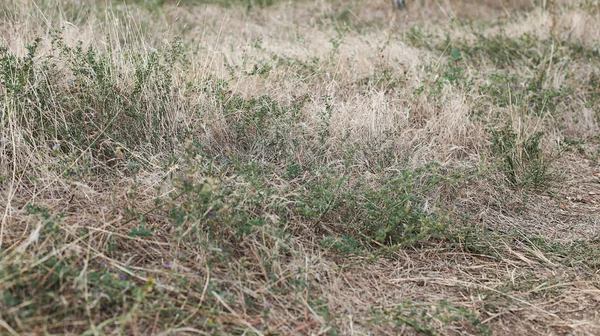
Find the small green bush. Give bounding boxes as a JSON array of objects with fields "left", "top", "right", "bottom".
[{"left": 490, "top": 125, "right": 557, "bottom": 190}]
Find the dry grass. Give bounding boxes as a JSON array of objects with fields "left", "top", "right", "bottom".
[{"left": 1, "top": 0, "right": 600, "bottom": 335}]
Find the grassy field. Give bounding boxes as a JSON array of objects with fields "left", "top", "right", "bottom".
[{"left": 1, "top": 0, "right": 600, "bottom": 334}]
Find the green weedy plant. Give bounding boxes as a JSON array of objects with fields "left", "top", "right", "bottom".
[
  {"left": 0, "top": 38, "right": 40, "bottom": 96},
  {"left": 405, "top": 26, "right": 435, "bottom": 50},
  {"left": 163, "top": 143, "right": 271, "bottom": 249},
  {"left": 1, "top": 32, "right": 190, "bottom": 176},
  {"left": 320, "top": 234, "right": 363, "bottom": 254},
  {"left": 292, "top": 163, "right": 447, "bottom": 248},
  {"left": 211, "top": 83, "right": 310, "bottom": 165},
  {"left": 456, "top": 33, "right": 542, "bottom": 69},
  {"left": 386, "top": 301, "right": 491, "bottom": 336},
  {"left": 478, "top": 72, "right": 568, "bottom": 116},
  {"left": 442, "top": 47, "right": 466, "bottom": 85},
  {"left": 358, "top": 167, "right": 446, "bottom": 245},
  {"left": 490, "top": 125, "right": 557, "bottom": 191}
]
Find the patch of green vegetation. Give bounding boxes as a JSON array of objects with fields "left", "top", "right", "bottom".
[
  {"left": 166, "top": 144, "right": 448, "bottom": 250},
  {"left": 0, "top": 138, "right": 453, "bottom": 333},
  {"left": 372, "top": 301, "right": 491, "bottom": 336},
  {"left": 273, "top": 54, "right": 322, "bottom": 82},
  {"left": 2, "top": 200, "right": 278, "bottom": 334},
  {"left": 448, "top": 225, "right": 506, "bottom": 260},
  {"left": 450, "top": 32, "right": 597, "bottom": 69},
  {"left": 404, "top": 26, "right": 437, "bottom": 51},
  {"left": 309, "top": 297, "right": 340, "bottom": 334},
  {"left": 524, "top": 235, "right": 600, "bottom": 271},
  {"left": 407, "top": 30, "right": 591, "bottom": 115},
  {"left": 478, "top": 71, "right": 571, "bottom": 116},
  {"left": 561, "top": 137, "right": 587, "bottom": 154},
  {"left": 406, "top": 31, "right": 545, "bottom": 69},
  {"left": 458, "top": 33, "right": 543, "bottom": 69},
  {"left": 0, "top": 33, "right": 190, "bottom": 173},
  {"left": 490, "top": 125, "right": 557, "bottom": 191},
  {"left": 440, "top": 47, "right": 467, "bottom": 86},
  {"left": 321, "top": 234, "right": 363, "bottom": 254},
  {"left": 217, "top": 90, "right": 309, "bottom": 161},
  {"left": 449, "top": 223, "right": 600, "bottom": 273}
]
